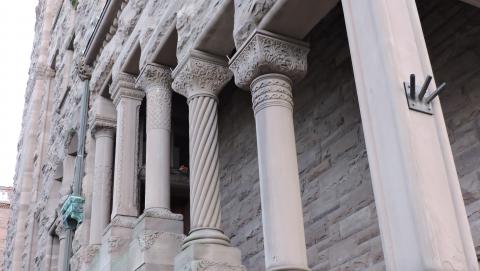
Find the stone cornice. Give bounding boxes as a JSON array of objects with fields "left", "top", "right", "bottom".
[
  {"left": 135, "top": 63, "right": 172, "bottom": 92},
  {"left": 172, "top": 50, "right": 232, "bottom": 99},
  {"left": 110, "top": 72, "right": 145, "bottom": 106},
  {"left": 229, "top": 30, "right": 310, "bottom": 90}
]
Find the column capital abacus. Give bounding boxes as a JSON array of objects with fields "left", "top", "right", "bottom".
[
  {"left": 136, "top": 63, "right": 172, "bottom": 92},
  {"left": 91, "top": 97, "right": 117, "bottom": 136},
  {"left": 172, "top": 50, "right": 232, "bottom": 100},
  {"left": 228, "top": 30, "right": 310, "bottom": 90},
  {"left": 75, "top": 56, "right": 92, "bottom": 81},
  {"left": 110, "top": 72, "right": 145, "bottom": 106}
]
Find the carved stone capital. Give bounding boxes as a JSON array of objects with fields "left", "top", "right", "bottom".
[
  {"left": 110, "top": 72, "right": 145, "bottom": 106},
  {"left": 75, "top": 57, "right": 92, "bottom": 81},
  {"left": 55, "top": 222, "right": 68, "bottom": 239},
  {"left": 92, "top": 97, "right": 117, "bottom": 135},
  {"left": 136, "top": 63, "right": 172, "bottom": 92},
  {"left": 229, "top": 30, "right": 309, "bottom": 90},
  {"left": 172, "top": 50, "right": 232, "bottom": 99}
]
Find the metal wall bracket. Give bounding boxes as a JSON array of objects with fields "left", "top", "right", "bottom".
[{"left": 404, "top": 74, "right": 446, "bottom": 115}]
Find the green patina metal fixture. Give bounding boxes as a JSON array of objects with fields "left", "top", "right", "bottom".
[
  {"left": 70, "top": 0, "right": 78, "bottom": 9},
  {"left": 61, "top": 195, "right": 85, "bottom": 229}
]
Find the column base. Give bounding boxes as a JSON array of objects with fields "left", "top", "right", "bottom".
[
  {"left": 174, "top": 243, "right": 246, "bottom": 271},
  {"left": 95, "top": 215, "right": 136, "bottom": 271},
  {"left": 129, "top": 210, "right": 185, "bottom": 271},
  {"left": 182, "top": 228, "right": 231, "bottom": 249}
]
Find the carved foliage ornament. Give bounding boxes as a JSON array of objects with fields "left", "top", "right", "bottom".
[
  {"left": 172, "top": 50, "right": 232, "bottom": 99},
  {"left": 136, "top": 63, "right": 172, "bottom": 91},
  {"left": 75, "top": 57, "right": 92, "bottom": 81},
  {"left": 229, "top": 30, "right": 309, "bottom": 90},
  {"left": 136, "top": 231, "right": 184, "bottom": 251}
]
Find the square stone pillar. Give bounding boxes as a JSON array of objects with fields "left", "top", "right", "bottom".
[
  {"left": 110, "top": 72, "right": 145, "bottom": 219},
  {"left": 229, "top": 30, "right": 310, "bottom": 271},
  {"left": 172, "top": 50, "right": 245, "bottom": 271},
  {"left": 341, "top": 0, "right": 478, "bottom": 269}
]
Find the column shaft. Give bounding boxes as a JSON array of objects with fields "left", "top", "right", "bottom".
[
  {"left": 252, "top": 74, "right": 308, "bottom": 270},
  {"left": 89, "top": 128, "right": 115, "bottom": 245},
  {"left": 342, "top": 0, "right": 478, "bottom": 269},
  {"left": 145, "top": 88, "right": 171, "bottom": 211},
  {"left": 188, "top": 95, "right": 221, "bottom": 230},
  {"left": 229, "top": 30, "right": 311, "bottom": 271}
]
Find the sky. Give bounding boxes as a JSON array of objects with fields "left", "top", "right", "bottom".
[{"left": 0, "top": 0, "right": 38, "bottom": 187}]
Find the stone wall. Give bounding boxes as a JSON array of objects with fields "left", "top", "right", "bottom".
[
  {"left": 218, "top": 1, "right": 480, "bottom": 270},
  {"left": 6, "top": 0, "right": 480, "bottom": 270},
  {"left": 422, "top": 0, "right": 480, "bottom": 258}
]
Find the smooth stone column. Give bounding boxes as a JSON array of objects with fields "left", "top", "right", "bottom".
[
  {"left": 229, "top": 30, "right": 310, "bottom": 271},
  {"left": 130, "top": 63, "right": 184, "bottom": 271},
  {"left": 110, "top": 72, "right": 145, "bottom": 220},
  {"left": 55, "top": 223, "right": 68, "bottom": 271},
  {"left": 342, "top": 0, "right": 478, "bottom": 270},
  {"left": 88, "top": 97, "right": 116, "bottom": 248},
  {"left": 172, "top": 50, "right": 244, "bottom": 271},
  {"left": 136, "top": 63, "right": 173, "bottom": 214}
]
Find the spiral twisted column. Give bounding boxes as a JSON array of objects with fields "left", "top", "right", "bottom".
[
  {"left": 172, "top": 50, "right": 233, "bottom": 247},
  {"left": 136, "top": 63, "right": 175, "bottom": 214},
  {"left": 229, "top": 30, "right": 311, "bottom": 271}
]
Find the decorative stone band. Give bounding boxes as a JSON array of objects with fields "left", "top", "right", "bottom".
[
  {"left": 75, "top": 56, "right": 93, "bottom": 81},
  {"left": 110, "top": 72, "right": 145, "bottom": 106},
  {"left": 251, "top": 73, "right": 294, "bottom": 114},
  {"left": 228, "top": 29, "right": 309, "bottom": 90},
  {"left": 172, "top": 49, "right": 232, "bottom": 99}
]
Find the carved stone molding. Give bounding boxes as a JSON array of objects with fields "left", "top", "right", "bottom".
[
  {"left": 172, "top": 50, "right": 232, "bottom": 99},
  {"left": 142, "top": 207, "right": 183, "bottom": 220},
  {"left": 250, "top": 73, "right": 294, "bottom": 114},
  {"left": 136, "top": 63, "right": 172, "bottom": 91},
  {"left": 110, "top": 72, "right": 145, "bottom": 106},
  {"left": 229, "top": 30, "right": 309, "bottom": 90},
  {"left": 109, "top": 215, "right": 137, "bottom": 228},
  {"left": 75, "top": 57, "right": 93, "bottom": 81},
  {"left": 183, "top": 260, "right": 247, "bottom": 271},
  {"left": 83, "top": 245, "right": 100, "bottom": 263},
  {"left": 107, "top": 236, "right": 125, "bottom": 253},
  {"left": 136, "top": 231, "right": 184, "bottom": 251}
]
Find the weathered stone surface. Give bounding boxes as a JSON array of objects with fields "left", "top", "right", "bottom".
[{"left": 6, "top": 0, "right": 480, "bottom": 270}]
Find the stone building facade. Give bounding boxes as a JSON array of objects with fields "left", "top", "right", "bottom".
[
  {"left": 0, "top": 186, "right": 13, "bottom": 270},
  {"left": 5, "top": 0, "right": 480, "bottom": 270}
]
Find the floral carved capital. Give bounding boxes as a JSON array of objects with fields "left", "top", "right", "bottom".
[
  {"left": 229, "top": 30, "right": 309, "bottom": 90},
  {"left": 136, "top": 63, "right": 172, "bottom": 91},
  {"left": 172, "top": 50, "right": 232, "bottom": 99}
]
